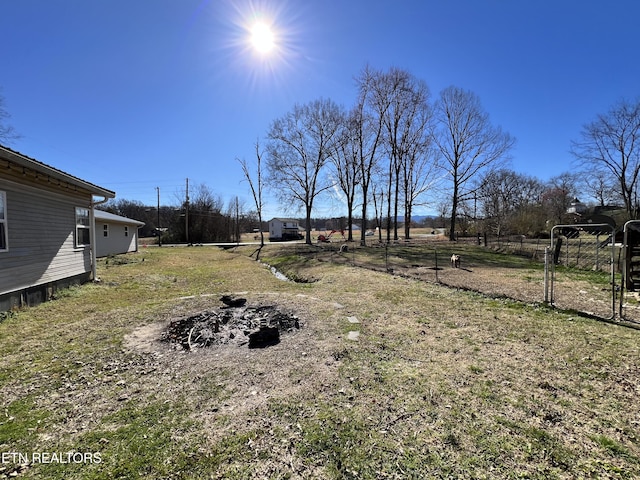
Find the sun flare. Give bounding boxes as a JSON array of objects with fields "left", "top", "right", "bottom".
[
  {"left": 224, "top": 3, "right": 296, "bottom": 85},
  {"left": 250, "top": 21, "right": 275, "bottom": 54}
]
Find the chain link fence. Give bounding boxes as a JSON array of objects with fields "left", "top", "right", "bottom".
[
  {"left": 282, "top": 236, "right": 545, "bottom": 305},
  {"left": 266, "top": 224, "right": 640, "bottom": 325},
  {"left": 546, "top": 224, "right": 617, "bottom": 320}
]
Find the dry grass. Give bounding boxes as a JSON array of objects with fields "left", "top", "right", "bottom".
[{"left": 0, "top": 245, "right": 639, "bottom": 479}]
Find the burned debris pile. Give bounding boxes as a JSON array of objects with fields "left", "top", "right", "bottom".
[{"left": 161, "top": 298, "right": 301, "bottom": 350}]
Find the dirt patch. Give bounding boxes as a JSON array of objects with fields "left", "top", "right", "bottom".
[
  {"left": 407, "top": 264, "right": 615, "bottom": 318},
  {"left": 160, "top": 302, "right": 302, "bottom": 350},
  {"left": 122, "top": 292, "right": 347, "bottom": 423}
]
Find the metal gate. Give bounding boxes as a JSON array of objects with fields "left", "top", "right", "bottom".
[
  {"left": 618, "top": 220, "right": 640, "bottom": 323},
  {"left": 545, "top": 224, "right": 616, "bottom": 320}
]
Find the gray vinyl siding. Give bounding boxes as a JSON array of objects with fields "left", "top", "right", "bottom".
[
  {"left": 96, "top": 221, "right": 139, "bottom": 257},
  {"left": 0, "top": 178, "right": 92, "bottom": 296}
]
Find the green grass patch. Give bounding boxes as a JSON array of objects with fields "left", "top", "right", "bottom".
[
  {"left": 553, "top": 264, "right": 613, "bottom": 286},
  {"left": 1, "top": 246, "right": 639, "bottom": 478},
  {"left": 0, "top": 396, "right": 50, "bottom": 450},
  {"left": 590, "top": 434, "right": 638, "bottom": 460}
]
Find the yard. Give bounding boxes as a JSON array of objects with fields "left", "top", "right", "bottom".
[{"left": 0, "top": 244, "right": 639, "bottom": 479}]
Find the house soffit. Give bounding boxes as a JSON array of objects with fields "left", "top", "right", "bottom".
[{"left": 0, "top": 145, "right": 115, "bottom": 199}]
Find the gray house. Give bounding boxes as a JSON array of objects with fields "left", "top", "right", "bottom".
[
  {"left": 0, "top": 145, "right": 115, "bottom": 310},
  {"left": 94, "top": 210, "right": 144, "bottom": 257}
]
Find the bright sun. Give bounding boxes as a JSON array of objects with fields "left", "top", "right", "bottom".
[{"left": 250, "top": 22, "right": 275, "bottom": 54}]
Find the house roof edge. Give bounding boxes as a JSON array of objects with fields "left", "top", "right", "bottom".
[{"left": 0, "top": 145, "right": 116, "bottom": 199}]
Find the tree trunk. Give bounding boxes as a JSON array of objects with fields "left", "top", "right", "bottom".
[
  {"left": 305, "top": 204, "right": 313, "bottom": 245},
  {"left": 386, "top": 162, "right": 393, "bottom": 243},
  {"left": 360, "top": 185, "right": 368, "bottom": 246},
  {"left": 404, "top": 200, "right": 412, "bottom": 240},
  {"left": 393, "top": 174, "right": 399, "bottom": 241},
  {"left": 449, "top": 185, "right": 458, "bottom": 242},
  {"left": 347, "top": 196, "right": 354, "bottom": 242}
]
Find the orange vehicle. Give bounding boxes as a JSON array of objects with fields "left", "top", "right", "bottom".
[{"left": 317, "top": 229, "right": 346, "bottom": 243}]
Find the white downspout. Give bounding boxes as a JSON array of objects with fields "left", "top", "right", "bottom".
[{"left": 90, "top": 195, "right": 110, "bottom": 281}]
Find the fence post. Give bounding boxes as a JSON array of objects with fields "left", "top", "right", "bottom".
[
  {"left": 611, "top": 230, "right": 617, "bottom": 320},
  {"left": 544, "top": 246, "right": 549, "bottom": 303},
  {"left": 385, "top": 243, "right": 389, "bottom": 271}
]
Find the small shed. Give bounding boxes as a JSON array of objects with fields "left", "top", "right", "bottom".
[
  {"left": 269, "top": 218, "right": 303, "bottom": 241},
  {"left": 94, "top": 210, "right": 145, "bottom": 257}
]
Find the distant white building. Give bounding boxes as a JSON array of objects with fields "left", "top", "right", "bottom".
[
  {"left": 567, "top": 197, "right": 587, "bottom": 215},
  {"left": 268, "top": 218, "right": 303, "bottom": 241},
  {"left": 94, "top": 210, "right": 144, "bottom": 257}
]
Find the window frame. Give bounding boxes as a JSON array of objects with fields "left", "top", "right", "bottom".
[
  {"left": 103, "top": 224, "right": 109, "bottom": 237},
  {"left": 124, "top": 226, "right": 129, "bottom": 237},
  {"left": 75, "top": 207, "right": 91, "bottom": 247}
]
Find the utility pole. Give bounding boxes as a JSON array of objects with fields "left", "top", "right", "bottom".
[
  {"left": 235, "top": 196, "right": 240, "bottom": 245},
  {"left": 185, "top": 178, "right": 190, "bottom": 245},
  {"left": 156, "top": 187, "right": 161, "bottom": 247}
]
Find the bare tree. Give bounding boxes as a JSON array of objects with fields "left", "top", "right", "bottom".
[
  {"left": 403, "top": 146, "right": 438, "bottom": 239},
  {"left": 101, "top": 199, "right": 151, "bottom": 236},
  {"left": 542, "top": 172, "right": 579, "bottom": 225},
  {"left": 436, "top": 200, "right": 449, "bottom": 229},
  {"left": 361, "top": 67, "right": 434, "bottom": 242},
  {"left": 182, "top": 183, "right": 226, "bottom": 243},
  {"left": 478, "top": 169, "right": 545, "bottom": 236},
  {"left": 357, "top": 67, "right": 396, "bottom": 243},
  {"left": 372, "top": 184, "right": 384, "bottom": 242},
  {"left": 238, "top": 140, "right": 266, "bottom": 258},
  {"left": 571, "top": 98, "right": 640, "bottom": 218},
  {"left": 226, "top": 196, "right": 244, "bottom": 243},
  {"left": 433, "top": 86, "right": 515, "bottom": 241},
  {"left": 266, "top": 98, "right": 344, "bottom": 244},
  {"left": 382, "top": 68, "right": 413, "bottom": 241},
  {"left": 0, "top": 90, "right": 20, "bottom": 145},
  {"left": 480, "top": 170, "right": 520, "bottom": 236},
  {"left": 399, "top": 104, "right": 438, "bottom": 239},
  {"left": 581, "top": 168, "right": 619, "bottom": 207},
  {"left": 328, "top": 110, "right": 360, "bottom": 241},
  {"left": 354, "top": 66, "right": 388, "bottom": 246},
  {"left": 383, "top": 69, "right": 431, "bottom": 241},
  {"left": 100, "top": 198, "right": 177, "bottom": 239}
]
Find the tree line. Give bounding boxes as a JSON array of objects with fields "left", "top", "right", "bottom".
[
  {"left": 98, "top": 187, "right": 256, "bottom": 244},
  {"left": 244, "top": 66, "right": 640, "bottom": 244},
  {"left": 257, "top": 66, "right": 513, "bottom": 244},
  {"left": 2, "top": 71, "right": 639, "bottom": 244}
]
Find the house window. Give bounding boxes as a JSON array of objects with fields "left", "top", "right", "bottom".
[
  {"left": 0, "top": 191, "right": 7, "bottom": 251},
  {"left": 124, "top": 226, "right": 129, "bottom": 237},
  {"left": 75, "top": 207, "right": 90, "bottom": 247},
  {"left": 103, "top": 224, "right": 109, "bottom": 237}
]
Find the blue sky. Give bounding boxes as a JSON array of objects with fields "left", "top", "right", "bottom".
[{"left": 2, "top": 0, "right": 639, "bottom": 218}]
